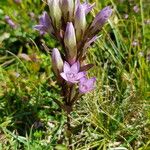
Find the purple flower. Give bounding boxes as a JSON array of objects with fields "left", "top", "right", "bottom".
[
  {"left": 91, "top": 6, "right": 112, "bottom": 33},
  {"left": 52, "top": 48, "right": 63, "bottom": 77},
  {"left": 60, "top": 61, "right": 85, "bottom": 83},
  {"left": 79, "top": 77, "right": 96, "bottom": 93},
  {"left": 5, "top": 16, "right": 16, "bottom": 29},
  {"left": 74, "top": 0, "right": 95, "bottom": 15},
  {"left": 133, "top": 5, "right": 139, "bottom": 13},
  {"left": 48, "top": 0, "right": 62, "bottom": 29},
  {"left": 64, "top": 22, "right": 77, "bottom": 64},
  {"left": 75, "top": 3, "right": 86, "bottom": 41},
  {"left": 82, "top": 2, "right": 95, "bottom": 15},
  {"left": 34, "top": 11, "right": 53, "bottom": 35}
]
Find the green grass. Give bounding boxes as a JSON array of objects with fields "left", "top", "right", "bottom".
[{"left": 0, "top": 0, "right": 150, "bottom": 149}]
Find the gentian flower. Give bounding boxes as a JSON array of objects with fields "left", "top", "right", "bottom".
[
  {"left": 60, "top": 61, "right": 85, "bottom": 83},
  {"left": 90, "top": 6, "right": 112, "bottom": 33},
  {"left": 79, "top": 77, "right": 96, "bottom": 93},
  {"left": 81, "top": 2, "right": 95, "bottom": 15},
  {"left": 52, "top": 48, "right": 63, "bottom": 77},
  {"left": 64, "top": 22, "right": 77, "bottom": 64},
  {"left": 75, "top": 3, "right": 86, "bottom": 41},
  {"left": 34, "top": 11, "right": 53, "bottom": 35},
  {"left": 48, "top": 0, "right": 62, "bottom": 29},
  {"left": 74, "top": 0, "right": 95, "bottom": 15},
  {"left": 5, "top": 16, "right": 16, "bottom": 29},
  {"left": 61, "top": 0, "right": 74, "bottom": 21}
]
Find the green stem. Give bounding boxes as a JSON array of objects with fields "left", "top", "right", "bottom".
[
  {"left": 140, "top": 0, "right": 145, "bottom": 49},
  {"left": 67, "top": 113, "right": 72, "bottom": 150}
]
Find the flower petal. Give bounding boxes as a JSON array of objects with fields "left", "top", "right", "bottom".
[
  {"left": 86, "top": 77, "right": 96, "bottom": 87},
  {"left": 64, "top": 61, "right": 71, "bottom": 73},
  {"left": 79, "top": 77, "right": 87, "bottom": 84},
  {"left": 77, "top": 72, "right": 86, "bottom": 80},
  {"left": 82, "top": 2, "right": 95, "bottom": 14},
  {"left": 70, "top": 61, "right": 80, "bottom": 73},
  {"left": 34, "top": 25, "right": 47, "bottom": 32},
  {"left": 60, "top": 72, "right": 68, "bottom": 81}
]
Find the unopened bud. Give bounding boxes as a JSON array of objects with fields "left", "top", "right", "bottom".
[
  {"left": 61, "top": 0, "right": 74, "bottom": 21},
  {"left": 75, "top": 4, "right": 86, "bottom": 41},
  {"left": 48, "top": 0, "right": 62, "bottom": 29},
  {"left": 64, "top": 22, "right": 77, "bottom": 64},
  {"left": 52, "top": 48, "right": 63, "bottom": 76}
]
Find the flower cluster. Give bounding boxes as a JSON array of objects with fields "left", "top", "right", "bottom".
[{"left": 35, "top": 0, "right": 112, "bottom": 93}]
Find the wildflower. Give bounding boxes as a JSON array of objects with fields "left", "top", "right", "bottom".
[
  {"left": 5, "top": 16, "right": 16, "bottom": 29},
  {"left": 34, "top": 11, "right": 53, "bottom": 35},
  {"left": 124, "top": 14, "right": 129, "bottom": 19},
  {"left": 75, "top": 3, "right": 87, "bottom": 41},
  {"left": 52, "top": 48, "right": 63, "bottom": 76},
  {"left": 133, "top": 5, "right": 139, "bottom": 13},
  {"left": 64, "top": 22, "right": 77, "bottom": 64},
  {"left": 48, "top": 0, "right": 62, "bottom": 29},
  {"left": 60, "top": 61, "right": 85, "bottom": 83},
  {"left": 61, "top": 0, "right": 74, "bottom": 21},
  {"left": 90, "top": 6, "right": 112, "bottom": 34},
  {"left": 81, "top": 2, "right": 95, "bottom": 14},
  {"left": 79, "top": 77, "right": 96, "bottom": 93}
]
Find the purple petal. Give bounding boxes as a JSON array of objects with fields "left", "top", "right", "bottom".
[
  {"left": 79, "top": 77, "right": 96, "bottom": 93},
  {"left": 34, "top": 25, "right": 47, "bottom": 32},
  {"left": 42, "top": 11, "right": 52, "bottom": 28},
  {"left": 82, "top": 2, "right": 95, "bottom": 14},
  {"left": 83, "top": 35, "right": 100, "bottom": 52},
  {"left": 79, "top": 77, "right": 87, "bottom": 84},
  {"left": 74, "top": 0, "right": 80, "bottom": 14},
  {"left": 77, "top": 72, "right": 86, "bottom": 80},
  {"left": 60, "top": 72, "right": 68, "bottom": 81},
  {"left": 64, "top": 61, "right": 71, "bottom": 73},
  {"left": 90, "top": 6, "right": 112, "bottom": 32},
  {"left": 70, "top": 61, "right": 80, "bottom": 73},
  {"left": 35, "top": 11, "right": 54, "bottom": 34},
  {"left": 92, "top": 6, "right": 112, "bottom": 25},
  {"left": 86, "top": 77, "right": 96, "bottom": 87}
]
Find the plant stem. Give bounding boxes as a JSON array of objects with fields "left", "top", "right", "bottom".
[{"left": 67, "top": 113, "right": 72, "bottom": 150}]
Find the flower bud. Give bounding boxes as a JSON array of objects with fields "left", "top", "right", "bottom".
[
  {"left": 64, "top": 22, "right": 77, "bottom": 64},
  {"left": 75, "top": 4, "right": 86, "bottom": 41},
  {"left": 61, "top": 0, "right": 74, "bottom": 21},
  {"left": 91, "top": 6, "right": 112, "bottom": 33},
  {"left": 48, "top": 0, "right": 62, "bottom": 29},
  {"left": 52, "top": 48, "right": 63, "bottom": 76}
]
